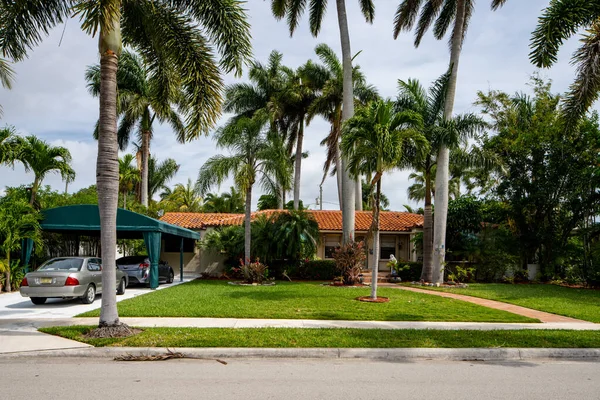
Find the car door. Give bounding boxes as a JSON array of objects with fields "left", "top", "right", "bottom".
[{"left": 87, "top": 258, "right": 102, "bottom": 293}]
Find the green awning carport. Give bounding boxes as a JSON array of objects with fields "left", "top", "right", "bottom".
[{"left": 21, "top": 205, "right": 200, "bottom": 288}]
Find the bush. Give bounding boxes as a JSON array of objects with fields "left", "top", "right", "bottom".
[
  {"left": 299, "top": 260, "right": 337, "bottom": 280},
  {"left": 234, "top": 258, "right": 269, "bottom": 284},
  {"left": 332, "top": 241, "right": 366, "bottom": 285},
  {"left": 394, "top": 262, "right": 423, "bottom": 282}
]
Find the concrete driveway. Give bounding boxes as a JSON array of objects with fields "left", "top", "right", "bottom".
[{"left": 0, "top": 273, "right": 198, "bottom": 320}]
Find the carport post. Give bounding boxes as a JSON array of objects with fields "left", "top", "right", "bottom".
[
  {"left": 143, "top": 232, "right": 161, "bottom": 290},
  {"left": 179, "top": 238, "right": 184, "bottom": 282}
]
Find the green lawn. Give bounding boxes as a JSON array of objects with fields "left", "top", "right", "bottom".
[
  {"left": 79, "top": 280, "right": 536, "bottom": 322},
  {"left": 41, "top": 326, "right": 600, "bottom": 348},
  {"left": 410, "top": 283, "right": 600, "bottom": 323}
]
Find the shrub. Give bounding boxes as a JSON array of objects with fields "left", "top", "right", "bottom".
[
  {"left": 332, "top": 241, "right": 366, "bottom": 285},
  {"left": 235, "top": 258, "right": 269, "bottom": 284},
  {"left": 299, "top": 260, "right": 337, "bottom": 280},
  {"left": 394, "top": 262, "right": 422, "bottom": 282}
]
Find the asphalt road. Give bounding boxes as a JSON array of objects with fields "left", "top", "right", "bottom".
[{"left": 1, "top": 357, "right": 598, "bottom": 400}]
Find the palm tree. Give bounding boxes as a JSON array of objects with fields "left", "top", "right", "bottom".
[
  {"left": 0, "top": 0, "right": 251, "bottom": 332},
  {"left": 342, "top": 100, "right": 427, "bottom": 299},
  {"left": 272, "top": 0, "right": 375, "bottom": 244},
  {"left": 0, "top": 126, "right": 21, "bottom": 166},
  {"left": 197, "top": 115, "right": 289, "bottom": 265},
  {"left": 407, "top": 167, "right": 460, "bottom": 203},
  {"left": 203, "top": 187, "right": 245, "bottom": 213},
  {"left": 396, "top": 72, "right": 486, "bottom": 282},
  {"left": 118, "top": 154, "right": 139, "bottom": 209},
  {"left": 161, "top": 179, "right": 203, "bottom": 212},
  {"left": 530, "top": 1, "right": 600, "bottom": 128},
  {"left": 302, "top": 43, "right": 379, "bottom": 209},
  {"left": 19, "top": 136, "right": 75, "bottom": 207},
  {"left": 0, "top": 58, "right": 15, "bottom": 118},
  {"left": 361, "top": 178, "right": 390, "bottom": 211},
  {"left": 394, "top": 0, "right": 508, "bottom": 283},
  {"left": 147, "top": 157, "right": 179, "bottom": 201},
  {"left": 86, "top": 50, "right": 189, "bottom": 208}
]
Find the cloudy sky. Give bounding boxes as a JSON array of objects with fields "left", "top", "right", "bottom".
[{"left": 0, "top": 0, "right": 585, "bottom": 210}]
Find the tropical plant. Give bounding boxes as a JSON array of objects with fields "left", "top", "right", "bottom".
[
  {"left": 342, "top": 100, "right": 428, "bottom": 298},
  {"left": 272, "top": 0, "right": 375, "bottom": 244},
  {"left": 332, "top": 240, "right": 367, "bottom": 285},
  {"left": 302, "top": 43, "right": 379, "bottom": 210},
  {"left": 161, "top": 179, "right": 202, "bottom": 212},
  {"left": 0, "top": 126, "right": 21, "bottom": 166},
  {"left": 395, "top": 72, "right": 486, "bottom": 282},
  {"left": 0, "top": 58, "right": 14, "bottom": 118},
  {"left": 147, "top": 156, "right": 179, "bottom": 201},
  {"left": 0, "top": 0, "right": 251, "bottom": 331},
  {"left": 274, "top": 210, "right": 320, "bottom": 262},
  {"left": 197, "top": 115, "right": 289, "bottom": 265},
  {"left": 394, "top": 0, "right": 508, "bottom": 284},
  {"left": 86, "top": 50, "right": 188, "bottom": 207},
  {"left": 118, "top": 154, "right": 139, "bottom": 209},
  {"left": 18, "top": 136, "right": 75, "bottom": 207},
  {"left": 407, "top": 166, "right": 460, "bottom": 203},
  {"left": 202, "top": 187, "right": 245, "bottom": 213},
  {"left": 361, "top": 179, "right": 390, "bottom": 211},
  {"left": 530, "top": 0, "right": 600, "bottom": 128},
  {"left": 0, "top": 197, "right": 41, "bottom": 291}
]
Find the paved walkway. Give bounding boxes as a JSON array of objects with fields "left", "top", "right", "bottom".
[{"left": 381, "top": 284, "right": 591, "bottom": 323}]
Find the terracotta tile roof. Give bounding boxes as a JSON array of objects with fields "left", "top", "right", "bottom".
[{"left": 161, "top": 210, "right": 423, "bottom": 232}]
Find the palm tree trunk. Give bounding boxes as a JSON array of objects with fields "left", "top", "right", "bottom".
[
  {"left": 420, "top": 168, "right": 434, "bottom": 282},
  {"left": 141, "top": 129, "right": 150, "bottom": 207},
  {"left": 355, "top": 177, "right": 363, "bottom": 211},
  {"left": 371, "top": 177, "right": 381, "bottom": 299},
  {"left": 336, "top": 0, "right": 356, "bottom": 245},
  {"left": 335, "top": 142, "right": 343, "bottom": 210},
  {"left": 293, "top": 121, "right": 304, "bottom": 210},
  {"left": 244, "top": 185, "right": 252, "bottom": 265},
  {"left": 97, "top": 19, "right": 122, "bottom": 328},
  {"left": 29, "top": 177, "right": 39, "bottom": 206},
  {"left": 432, "top": 0, "right": 466, "bottom": 284}
]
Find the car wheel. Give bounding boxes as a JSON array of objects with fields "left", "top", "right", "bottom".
[
  {"left": 117, "top": 278, "right": 126, "bottom": 295},
  {"left": 81, "top": 284, "right": 96, "bottom": 304},
  {"left": 167, "top": 270, "right": 174, "bottom": 284},
  {"left": 30, "top": 297, "right": 47, "bottom": 305}
]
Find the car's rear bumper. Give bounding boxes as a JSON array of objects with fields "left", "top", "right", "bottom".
[{"left": 20, "top": 285, "right": 86, "bottom": 298}]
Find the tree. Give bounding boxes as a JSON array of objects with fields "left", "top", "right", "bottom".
[
  {"left": 0, "top": 0, "right": 251, "bottom": 332},
  {"left": 394, "top": 0, "right": 508, "bottom": 283},
  {"left": 530, "top": 0, "right": 600, "bottom": 128},
  {"left": 302, "top": 43, "right": 379, "bottom": 210},
  {"left": 407, "top": 166, "right": 460, "bottom": 203},
  {"left": 197, "top": 115, "right": 289, "bottom": 265},
  {"left": 0, "top": 58, "right": 14, "bottom": 118},
  {"left": 118, "top": 154, "right": 139, "bottom": 209},
  {"left": 0, "top": 126, "right": 21, "bottom": 166},
  {"left": 147, "top": 157, "right": 179, "bottom": 200},
  {"left": 19, "top": 136, "right": 75, "bottom": 207},
  {"left": 161, "top": 179, "right": 203, "bottom": 212},
  {"left": 202, "top": 187, "right": 245, "bottom": 213},
  {"left": 396, "top": 72, "right": 485, "bottom": 282},
  {"left": 0, "top": 196, "right": 41, "bottom": 292},
  {"left": 342, "top": 100, "right": 427, "bottom": 299},
  {"left": 361, "top": 178, "right": 389, "bottom": 211},
  {"left": 272, "top": 0, "right": 375, "bottom": 244}
]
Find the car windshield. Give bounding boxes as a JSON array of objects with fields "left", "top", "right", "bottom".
[
  {"left": 38, "top": 258, "right": 83, "bottom": 272},
  {"left": 116, "top": 256, "right": 148, "bottom": 265}
]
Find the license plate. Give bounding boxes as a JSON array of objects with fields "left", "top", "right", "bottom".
[{"left": 40, "top": 277, "right": 52, "bottom": 284}]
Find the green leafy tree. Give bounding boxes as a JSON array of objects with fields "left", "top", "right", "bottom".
[
  {"left": 161, "top": 179, "right": 203, "bottom": 212},
  {"left": 197, "top": 115, "right": 290, "bottom": 265},
  {"left": 0, "top": 0, "right": 251, "bottom": 331},
  {"left": 118, "top": 154, "right": 139, "bottom": 209},
  {"left": 361, "top": 178, "right": 389, "bottom": 211},
  {"left": 147, "top": 157, "right": 179, "bottom": 200},
  {"left": 0, "top": 126, "right": 21, "bottom": 166},
  {"left": 396, "top": 72, "right": 486, "bottom": 282},
  {"left": 202, "top": 187, "right": 245, "bottom": 213},
  {"left": 272, "top": 0, "right": 375, "bottom": 243},
  {"left": 394, "top": 0, "right": 508, "bottom": 284},
  {"left": 530, "top": 0, "right": 600, "bottom": 128},
  {"left": 19, "top": 136, "right": 75, "bottom": 207},
  {"left": 342, "top": 100, "right": 427, "bottom": 299}
]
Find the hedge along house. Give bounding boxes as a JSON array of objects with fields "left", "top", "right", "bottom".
[
  {"left": 159, "top": 210, "right": 423, "bottom": 276},
  {"left": 21, "top": 205, "right": 200, "bottom": 288}
]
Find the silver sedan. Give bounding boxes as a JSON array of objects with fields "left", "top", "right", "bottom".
[{"left": 20, "top": 257, "right": 128, "bottom": 305}]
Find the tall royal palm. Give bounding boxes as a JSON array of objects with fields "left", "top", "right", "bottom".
[
  {"left": 272, "top": 0, "right": 375, "bottom": 244},
  {"left": 531, "top": 1, "right": 600, "bottom": 128},
  {"left": 342, "top": 100, "right": 427, "bottom": 299},
  {"left": 396, "top": 72, "right": 485, "bottom": 281},
  {"left": 197, "top": 115, "right": 290, "bottom": 265},
  {"left": 394, "top": 0, "right": 507, "bottom": 283},
  {"left": 0, "top": 0, "right": 251, "bottom": 332},
  {"left": 85, "top": 50, "right": 187, "bottom": 208},
  {"left": 19, "top": 136, "right": 75, "bottom": 207},
  {"left": 302, "top": 43, "right": 379, "bottom": 209}
]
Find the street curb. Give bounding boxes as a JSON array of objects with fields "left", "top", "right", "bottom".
[{"left": 2, "top": 347, "right": 600, "bottom": 361}]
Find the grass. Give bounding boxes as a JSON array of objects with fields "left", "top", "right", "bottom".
[
  {"left": 40, "top": 326, "right": 600, "bottom": 348},
  {"left": 409, "top": 283, "right": 600, "bottom": 323},
  {"left": 78, "top": 280, "right": 537, "bottom": 322}
]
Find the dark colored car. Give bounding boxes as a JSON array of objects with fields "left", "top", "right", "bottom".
[{"left": 116, "top": 256, "right": 174, "bottom": 286}]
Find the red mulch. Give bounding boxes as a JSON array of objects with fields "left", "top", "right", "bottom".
[{"left": 356, "top": 296, "right": 390, "bottom": 303}]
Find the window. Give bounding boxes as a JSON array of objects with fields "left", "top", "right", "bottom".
[
  {"left": 380, "top": 236, "right": 396, "bottom": 260},
  {"left": 87, "top": 258, "right": 101, "bottom": 272},
  {"left": 324, "top": 235, "right": 341, "bottom": 259}
]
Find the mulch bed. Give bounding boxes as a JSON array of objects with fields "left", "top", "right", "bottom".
[{"left": 356, "top": 296, "right": 390, "bottom": 303}]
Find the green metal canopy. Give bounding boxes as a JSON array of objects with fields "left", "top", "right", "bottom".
[{"left": 23, "top": 205, "right": 199, "bottom": 288}]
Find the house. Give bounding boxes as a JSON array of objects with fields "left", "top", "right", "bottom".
[{"left": 159, "top": 210, "right": 423, "bottom": 276}]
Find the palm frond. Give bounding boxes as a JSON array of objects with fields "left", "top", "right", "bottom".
[
  {"left": 308, "top": 0, "right": 327, "bottom": 36},
  {"left": 393, "top": 0, "right": 424, "bottom": 39}
]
